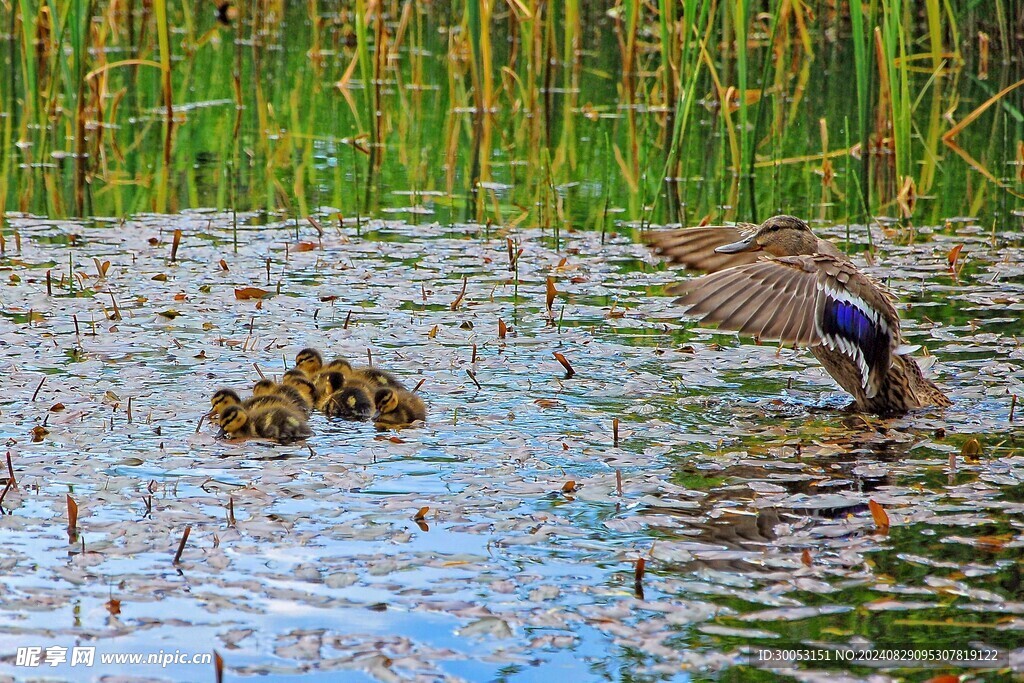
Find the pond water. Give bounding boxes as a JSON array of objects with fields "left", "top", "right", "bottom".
[{"left": 0, "top": 212, "right": 1022, "bottom": 681}]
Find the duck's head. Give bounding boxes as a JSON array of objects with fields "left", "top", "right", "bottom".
[
  {"left": 316, "top": 370, "right": 347, "bottom": 395},
  {"left": 252, "top": 379, "right": 278, "bottom": 397},
  {"left": 715, "top": 215, "right": 818, "bottom": 257},
  {"left": 219, "top": 404, "right": 249, "bottom": 437},
  {"left": 374, "top": 387, "right": 399, "bottom": 415},
  {"left": 210, "top": 388, "right": 241, "bottom": 416},
  {"left": 323, "top": 357, "right": 354, "bottom": 375},
  {"left": 295, "top": 348, "right": 324, "bottom": 375},
  {"left": 282, "top": 368, "right": 309, "bottom": 385}
]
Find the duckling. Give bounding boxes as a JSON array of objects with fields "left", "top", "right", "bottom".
[
  {"left": 219, "top": 403, "right": 312, "bottom": 443},
  {"left": 282, "top": 369, "right": 320, "bottom": 409},
  {"left": 372, "top": 387, "right": 426, "bottom": 430},
  {"left": 296, "top": 348, "right": 409, "bottom": 394},
  {"left": 209, "top": 387, "right": 293, "bottom": 419},
  {"left": 294, "top": 347, "right": 324, "bottom": 377},
  {"left": 322, "top": 356, "right": 353, "bottom": 373},
  {"left": 356, "top": 367, "right": 407, "bottom": 390},
  {"left": 312, "top": 370, "right": 348, "bottom": 408},
  {"left": 325, "top": 356, "right": 407, "bottom": 391},
  {"left": 323, "top": 385, "right": 374, "bottom": 420},
  {"left": 210, "top": 388, "right": 245, "bottom": 418},
  {"left": 252, "top": 378, "right": 313, "bottom": 413}
]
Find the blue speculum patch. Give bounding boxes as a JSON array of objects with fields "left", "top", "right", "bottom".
[{"left": 822, "top": 299, "right": 888, "bottom": 376}]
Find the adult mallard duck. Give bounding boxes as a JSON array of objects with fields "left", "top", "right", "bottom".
[{"left": 647, "top": 215, "right": 950, "bottom": 415}]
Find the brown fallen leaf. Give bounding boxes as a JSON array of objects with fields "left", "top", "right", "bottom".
[
  {"left": 151, "top": 273, "right": 168, "bottom": 281},
  {"left": 562, "top": 480, "right": 577, "bottom": 493},
  {"left": 294, "top": 241, "right": 317, "bottom": 252},
  {"left": 31, "top": 425, "right": 49, "bottom": 442},
  {"left": 234, "top": 287, "right": 271, "bottom": 300},
  {"left": 545, "top": 277, "right": 557, "bottom": 312},
  {"left": 868, "top": 499, "right": 890, "bottom": 531},
  {"left": 158, "top": 309, "right": 182, "bottom": 319},
  {"left": 413, "top": 506, "right": 429, "bottom": 521},
  {"left": 947, "top": 243, "right": 964, "bottom": 268}
]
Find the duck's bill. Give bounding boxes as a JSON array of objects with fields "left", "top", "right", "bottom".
[{"left": 714, "top": 235, "right": 757, "bottom": 253}]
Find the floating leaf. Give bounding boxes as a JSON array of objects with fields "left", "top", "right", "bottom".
[
  {"left": 158, "top": 309, "right": 182, "bottom": 319},
  {"left": 151, "top": 273, "right": 168, "bottom": 281},
  {"left": 31, "top": 425, "right": 49, "bottom": 442},
  {"left": 868, "top": 499, "right": 890, "bottom": 531},
  {"left": 234, "top": 287, "right": 270, "bottom": 300},
  {"left": 947, "top": 243, "right": 964, "bottom": 268}
]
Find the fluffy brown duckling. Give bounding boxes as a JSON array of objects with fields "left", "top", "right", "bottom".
[
  {"left": 218, "top": 403, "right": 312, "bottom": 444},
  {"left": 295, "top": 348, "right": 407, "bottom": 390},
  {"left": 282, "top": 369, "right": 320, "bottom": 409},
  {"left": 372, "top": 387, "right": 426, "bottom": 430},
  {"left": 253, "top": 379, "right": 313, "bottom": 414},
  {"left": 294, "top": 347, "right": 325, "bottom": 377},
  {"left": 323, "top": 385, "right": 374, "bottom": 420},
  {"left": 210, "top": 387, "right": 296, "bottom": 419}
]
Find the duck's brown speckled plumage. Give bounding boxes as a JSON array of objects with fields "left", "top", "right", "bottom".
[{"left": 648, "top": 215, "right": 950, "bottom": 415}]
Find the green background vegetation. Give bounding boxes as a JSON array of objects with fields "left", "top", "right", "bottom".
[{"left": 1, "top": 0, "right": 1022, "bottom": 228}]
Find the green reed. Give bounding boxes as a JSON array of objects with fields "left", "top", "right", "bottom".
[{"left": 0, "top": 1, "right": 1020, "bottom": 230}]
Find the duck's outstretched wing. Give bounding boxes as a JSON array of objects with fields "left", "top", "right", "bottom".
[
  {"left": 645, "top": 224, "right": 760, "bottom": 273},
  {"left": 670, "top": 255, "right": 901, "bottom": 398}
]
